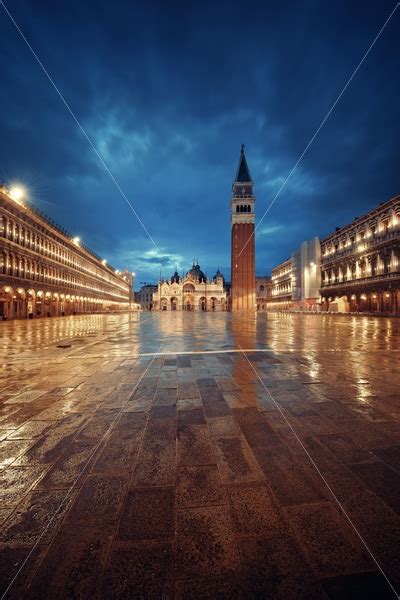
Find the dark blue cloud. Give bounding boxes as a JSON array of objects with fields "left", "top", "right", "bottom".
[{"left": 1, "top": 0, "right": 399, "bottom": 284}]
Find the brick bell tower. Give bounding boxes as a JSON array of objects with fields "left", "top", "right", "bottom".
[{"left": 230, "top": 144, "right": 256, "bottom": 311}]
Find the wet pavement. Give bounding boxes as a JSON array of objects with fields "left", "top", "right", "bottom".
[{"left": 0, "top": 312, "right": 399, "bottom": 598}]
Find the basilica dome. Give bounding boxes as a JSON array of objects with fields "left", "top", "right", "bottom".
[
  {"left": 213, "top": 269, "right": 225, "bottom": 285},
  {"left": 186, "top": 262, "right": 206, "bottom": 283},
  {"left": 170, "top": 270, "right": 181, "bottom": 284}
]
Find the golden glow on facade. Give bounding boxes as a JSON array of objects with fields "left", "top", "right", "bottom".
[
  {"left": 320, "top": 195, "right": 399, "bottom": 314},
  {"left": 0, "top": 187, "right": 133, "bottom": 319}
]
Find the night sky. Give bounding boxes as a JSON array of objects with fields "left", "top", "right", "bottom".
[{"left": 1, "top": 0, "right": 399, "bottom": 286}]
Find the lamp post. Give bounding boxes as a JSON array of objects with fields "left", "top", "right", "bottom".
[{"left": 130, "top": 272, "right": 135, "bottom": 311}]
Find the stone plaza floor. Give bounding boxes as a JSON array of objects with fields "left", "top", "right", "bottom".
[{"left": 0, "top": 311, "right": 399, "bottom": 598}]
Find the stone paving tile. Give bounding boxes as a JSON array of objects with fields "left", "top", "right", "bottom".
[
  {"left": 284, "top": 502, "right": 373, "bottom": 578},
  {"left": 6, "top": 421, "right": 56, "bottom": 440},
  {"left": 37, "top": 440, "right": 96, "bottom": 489},
  {"left": 316, "top": 432, "right": 377, "bottom": 464},
  {"left": 372, "top": 445, "right": 400, "bottom": 473},
  {"left": 0, "top": 440, "right": 35, "bottom": 469},
  {"left": 91, "top": 429, "right": 142, "bottom": 474},
  {"left": 349, "top": 460, "right": 400, "bottom": 515},
  {"left": 117, "top": 487, "right": 175, "bottom": 541},
  {"left": 212, "top": 435, "right": 265, "bottom": 484},
  {"left": 178, "top": 425, "right": 217, "bottom": 466},
  {"left": 0, "top": 545, "right": 39, "bottom": 600},
  {"left": 253, "top": 444, "right": 328, "bottom": 506},
  {"left": 237, "top": 532, "right": 326, "bottom": 599},
  {"left": 25, "top": 526, "right": 111, "bottom": 599},
  {"left": 177, "top": 465, "right": 225, "bottom": 508},
  {"left": 177, "top": 397, "right": 203, "bottom": 410},
  {"left": 176, "top": 505, "right": 241, "bottom": 579},
  {"left": 0, "top": 489, "right": 76, "bottom": 547},
  {"left": 101, "top": 541, "right": 174, "bottom": 598},
  {"left": 178, "top": 381, "right": 200, "bottom": 400},
  {"left": 208, "top": 415, "right": 242, "bottom": 437},
  {"left": 1, "top": 467, "right": 46, "bottom": 507},
  {"left": 226, "top": 481, "right": 283, "bottom": 538},
  {"left": 178, "top": 407, "right": 206, "bottom": 426},
  {"left": 132, "top": 420, "right": 177, "bottom": 487},
  {"left": 233, "top": 406, "right": 282, "bottom": 448}
]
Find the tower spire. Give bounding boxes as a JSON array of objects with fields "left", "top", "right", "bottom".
[{"left": 234, "top": 144, "right": 252, "bottom": 183}]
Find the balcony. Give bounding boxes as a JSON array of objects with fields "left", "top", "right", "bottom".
[
  {"left": 321, "top": 270, "right": 400, "bottom": 290},
  {"left": 321, "top": 230, "right": 399, "bottom": 264}
]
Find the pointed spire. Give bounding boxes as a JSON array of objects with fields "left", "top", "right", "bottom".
[{"left": 234, "top": 144, "right": 252, "bottom": 182}]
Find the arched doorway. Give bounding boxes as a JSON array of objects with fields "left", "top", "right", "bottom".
[
  {"left": 160, "top": 297, "right": 168, "bottom": 311},
  {"left": 0, "top": 285, "right": 13, "bottom": 319},
  {"left": 210, "top": 297, "right": 218, "bottom": 311},
  {"left": 199, "top": 297, "right": 207, "bottom": 311},
  {"left": 184, "top": 294, "right": 194, "bottom": 311},
  {"left": 27, "top": 289, "right": 36, "bottom": 318},
  {"left": 171, "top": 297, "right": 178, "bottom": 311}
]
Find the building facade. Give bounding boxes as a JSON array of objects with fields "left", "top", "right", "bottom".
[
  {"left": 137, "top": 284, "right": 158, "bottom": 310},
  {"left": 267, "top": 237, "right": 321, "bottom": 311},
  {"left": 0, "top": 185, "right": 133, "bottom": 319},
  {"left": 256, "top": 276, "right": 272, "bottom": 310},
  {"left": 293, "top": 237, "right": 321, "bottom": 308},
  {"left": 268, "top": 258, "right": 294, "bottom": 310},
  {"left": 153, "top": 263, "right": 227, "bottom": 311},
  {"left": 320, "top": 195, "right": 400, "bottom": 314},
  {"left": 230, "top": 145, "right": 256, "bottom": 311}
]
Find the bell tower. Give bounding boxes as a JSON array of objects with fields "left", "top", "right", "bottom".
[{"left": 230, "top": 145, "right": 256, "bottom": 311}]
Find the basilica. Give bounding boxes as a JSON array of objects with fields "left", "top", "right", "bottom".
[{"left": 152, "top": 262, "right": 227, "bottom": 311}]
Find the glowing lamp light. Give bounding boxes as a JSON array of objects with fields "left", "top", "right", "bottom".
[
  {"left": 132, "top": 272, "right": 136, "bottom": 276},
  {"left": 73, "top": 236, "right": 80, "bottom": 245},
  {"left": 385, "top": 293, "right": 390, "bottom": 298},
  {"left": 9, "top": 186, "right": 25, "bottom": 203},
  {"left": 101, "top": 259, "right": 107, "bottom": 265}
]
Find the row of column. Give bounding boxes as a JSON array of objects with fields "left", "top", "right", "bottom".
[{"left": 0, "top": 294, "right": 126, "bottom": 320}]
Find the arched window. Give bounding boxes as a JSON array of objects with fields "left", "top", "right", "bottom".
[
  {"left": 260, "top": 285, "right": 265, "bottom": 292},
  {"left": 247, "top": 205, "right": 251, "bottom": 212},
  {"left": 236, "top": 205, "right": 239, "bottom": 213}
]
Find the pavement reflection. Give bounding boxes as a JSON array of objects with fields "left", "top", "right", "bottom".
[{"left": 0, "top": 312, "right": 399, "bottom": 598}]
